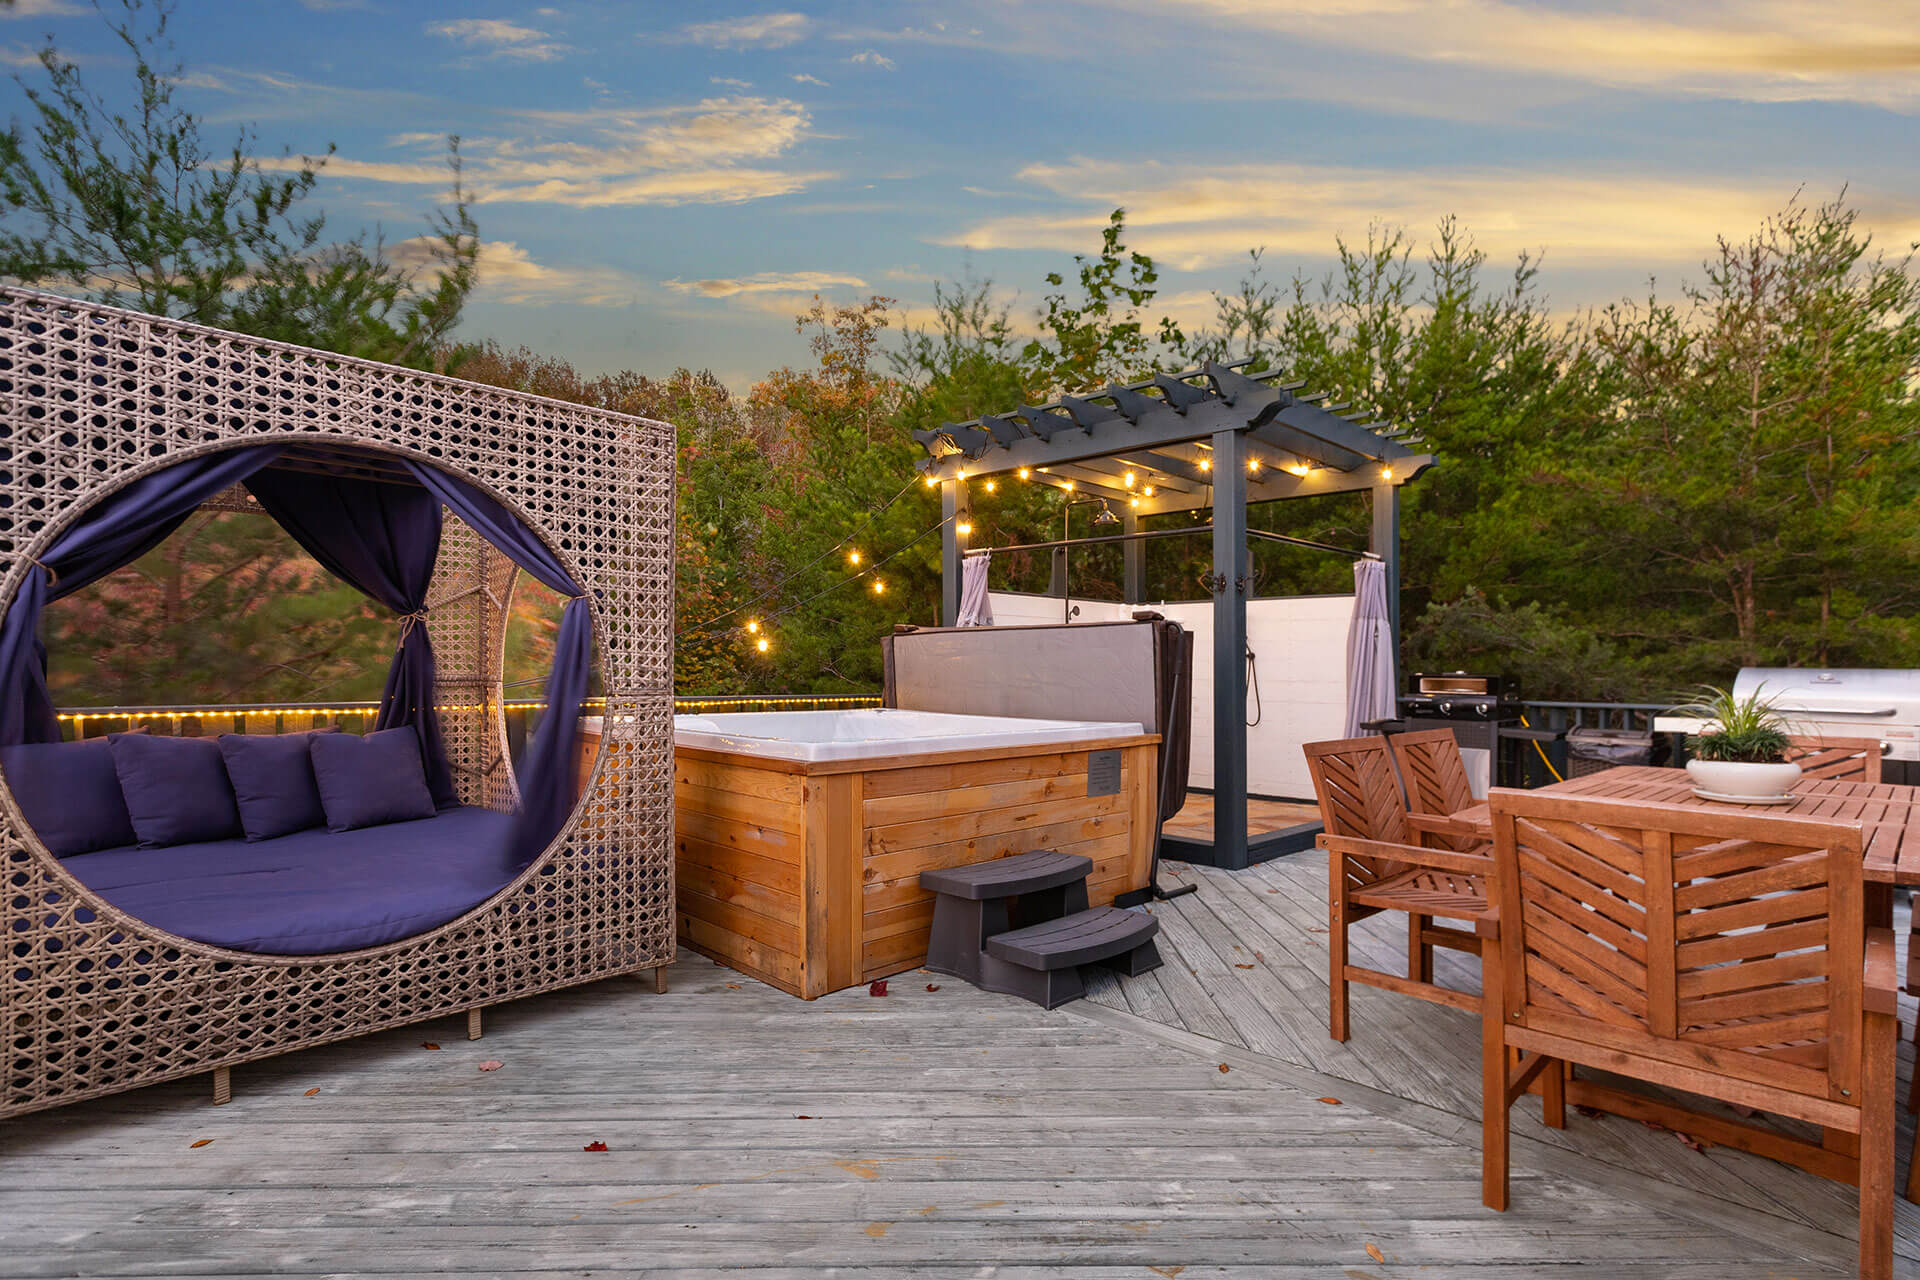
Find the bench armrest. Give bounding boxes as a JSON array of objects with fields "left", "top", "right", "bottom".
[{"left": 1318, "top": 833, "right": 1494, "bottom": 879}]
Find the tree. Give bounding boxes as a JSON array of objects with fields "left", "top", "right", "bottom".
[
  {"left": 0, "top": 0, "right": 477, "bottom": 367},
  {"left": 1022, "top": 209, "right": 1185, "bottom": 393}
]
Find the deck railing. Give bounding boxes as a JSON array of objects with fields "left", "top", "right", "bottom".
[{"left": 56, "top": 693, "right": 886, "bottom": 753}]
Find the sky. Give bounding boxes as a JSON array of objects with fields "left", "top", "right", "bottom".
[{"left": 4, "top": 0, "right": 1918, "bottom": 391}]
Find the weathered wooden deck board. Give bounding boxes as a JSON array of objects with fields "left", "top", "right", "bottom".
[
  {"left": 1130, "top": 852, "right": 1920, "bottom": 1263},
  {"left": 0, "top": 948, "right": 1861, "bottom": 1277}
]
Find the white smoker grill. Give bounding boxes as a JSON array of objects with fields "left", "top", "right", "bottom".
[{"left": 1732, "top": 668, "right": 1920, "bottom": 783}]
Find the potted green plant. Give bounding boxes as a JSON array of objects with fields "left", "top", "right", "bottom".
[{"left": 1674, "top": 685, "right": 1801, "bottom": 803}]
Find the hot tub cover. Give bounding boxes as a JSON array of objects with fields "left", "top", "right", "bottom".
[{"left": 60, "top": 805, "right": 515, "bottom": 956}]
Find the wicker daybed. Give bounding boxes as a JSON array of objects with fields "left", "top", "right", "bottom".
[{"left": 0, "top": 287, "right": 676, "bottom": 1120}]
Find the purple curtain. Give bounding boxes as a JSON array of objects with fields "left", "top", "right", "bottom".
[
  {"left": 0, "top": 446, "right": 283, "bottom": 746},
  {"left": 404, "top": 462, "right": 591, "bottom": 871},
  {"left": 243, "top": 470, "right": 454, "bottom": 807}
]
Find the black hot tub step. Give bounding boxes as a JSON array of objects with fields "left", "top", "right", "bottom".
[
  {"left": 986, "top": 906, "right": 1161, "bottom": 972},
  {"left": 918, "top": 849, "right": 1093, "bottom": 900}
]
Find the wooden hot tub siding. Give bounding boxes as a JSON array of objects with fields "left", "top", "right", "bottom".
[{"left": 670, "top": 736, "right": 1159, "bottom": 998}]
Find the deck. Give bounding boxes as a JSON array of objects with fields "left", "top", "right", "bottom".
[{"left": 0, "top": 854, "right": 1912, "bottom": 1275}]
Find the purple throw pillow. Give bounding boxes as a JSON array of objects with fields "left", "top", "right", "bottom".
[
  {"left": 108, "top": 732, "right": 243, "bottom": 847},
  {"left": 310, "top": 725, "right": 437, "bottom": 832},
  {"left": 0, "top": 736, "right": 138, "bottom": 856},
  {"left": 218, "top": 729, "right": 337, "bottom": 842}
]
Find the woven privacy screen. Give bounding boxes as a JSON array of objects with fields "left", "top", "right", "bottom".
[{"left": 0, "top": 286, "right": 676, "bottom": 1119}]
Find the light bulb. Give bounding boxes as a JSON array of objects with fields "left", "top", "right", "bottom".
[
  {"left": 1017, "top": 467, "right": 1031, "bottom": 480},
  {"left": 1142, "top": 485, "right": 1155, "bottom": 497},
  {"left": 1062, "top": 480, "right": 1075, "bottom": 492},
  {"left": 1248, "top": 457, "right": 1261, "bottom": 473},
  {"left": 872, "top": 579, "right": 887, "bottom": 595},
  {"left": 956, "top": 521, "right": 972, "bottom": 537},
  {"left": 1124, "top": 470, "right": 1137, "bottom": 488},
  {"left": 746, "top": 619, "right": 760, "bottom": 634},
  {"left": 1130, "top": 497, "right": 1140, "bottom": 509},
  {"left": 755, "top": 636, "right": 770, "bottom": 653},
  {"left": 1380, "top": 465, "right": 1394, "bottom": 480},
  {"left": 1199, "top": 458, "right": 1212, "bottom": 472},
  {"left": 848, "top": 549, "right": 862, "bottom": 566},
  {"left": 984, "top": 480, "right": 996, "bottom": 493},
  {"left": 923, "top": 475, "right": 937, "bottom": 488}
]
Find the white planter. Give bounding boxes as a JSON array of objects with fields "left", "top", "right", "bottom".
[{"left": 1685, "top": 758, "right": 1802, "bottom": 801}]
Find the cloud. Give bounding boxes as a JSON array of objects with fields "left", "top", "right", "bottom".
[
  {"left": 0, "top": 0, "right": 88, "bottom": 15},
  {"left": 791, "top": 73, "right": 829, "bottom": 86},
  {"left": 391, "top": 237, "right": 641, "bottom": 307},
  {"left": 710, "top": 76, "right": 754, "bottom": 89},
  {"left": 665, "top": 270, "right": 868, "bottom": 298},
  {"left": 281, "top": 95, "right": 834, "bottom": 209},
  {"left": 1097, "top": 0, "right": 1920, "bottom": 111},
  {"left": 666, "top": 12, "right": 810, "bottom": 49},
  {"left": 848, "top": 50, "right": 896, "bottom": 70},
  {"left": 944, "top": 158, "right": 1904, "bottom": 272},
  {"left": 426, "top": 18, "right": 568, "bottom": 62}
]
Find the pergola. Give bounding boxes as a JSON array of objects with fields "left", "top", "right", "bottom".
[{"left": 912, "top": 360, "right": 1434, "bottom": 868}]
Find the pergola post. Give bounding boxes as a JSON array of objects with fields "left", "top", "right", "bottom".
[
  {"left": 1210, "top": 427, "right": 1250, "bottom": 870},
  {"left": 1370, "top": 480, "right": 1401, "bottom": 656},
  {"left": 940, "top": 478, "right": 970, "bottom": 626},
  {"left": 1121, "top": 507, "right": 1145, "bottom": 604}
]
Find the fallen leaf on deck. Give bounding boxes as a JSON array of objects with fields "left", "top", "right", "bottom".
[
  {"left": 583, "top": 1141, "right": 609, "bottom": 1152},
  {"left": 302, "top": 1088, "right": 319, "bottom": 1097},
  {"left": 1217, "top": 1063, "right": 1231, "bottom": 1073},
  {"left": 189, "top": 1139, "right": 212, "bottom": 1148},
  {"left": 1147, "top": 1266, "right": 1185, "bottom": 1278},
  {"left": 478, "top": 1060, "right": 503, "bottom": 1072},
  {"left": 795, "top": 1114, "right": 814, "bottom": 1119},
  {"left": 725, "top": 983, "right": 742, "bottom": 990},
  {"left": 1318, "top": 1097, "right": 1342, "bottom": 1105},
  {"left": 864, "top": 1222, "right": 890, "bottom": 1237},
  {"left": 1307, "top": 927, "right": 1327, "bottom": 933},
  {"left": 1234, "top": 963, "right": 1255, "bottom": 969},
  {"left": 1266, "top": 888, "right": 1280, "bottom": 894},
  {"left": 869, "top": 980, "right": 889, "bottom": 997},
  {"left": 420, "top": 1042, "right": 441, "bottom": 1051},
  {"left": 925, "top": 983, "right": 940, "bottom": 992},
  {"left": 1365, "top": 1242, "right": 1386, "bottom": 1263}
]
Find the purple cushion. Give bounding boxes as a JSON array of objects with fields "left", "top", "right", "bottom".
[
  {"left": 218, "top": 730, "right": 335, "bottom": 842},
  {"left": 108, "top": 733, "right": 243, "bottom": 847},
  {"left": 310, "top": 725, "right": 436, "bottom": 832},
  {"left": 0, "top": 737, "right": 137, "bottom": 856}
]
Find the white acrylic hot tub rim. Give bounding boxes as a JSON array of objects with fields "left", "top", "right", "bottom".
[{"left": 634, "top": 708, "right": 1146, "bottom": 764}]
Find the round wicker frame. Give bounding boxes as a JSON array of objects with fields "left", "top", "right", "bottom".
[{"left": 0, "top": 286, "right": 676, "bottom": 1119}]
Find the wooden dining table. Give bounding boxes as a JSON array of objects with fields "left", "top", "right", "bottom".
[{"left": 1448, "top": 764, "right": 1920, "bottom": 887}]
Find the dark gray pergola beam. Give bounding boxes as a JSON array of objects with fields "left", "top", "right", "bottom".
[{"left": 1113, "top": 454, "right": 1436, "bottom": 517}]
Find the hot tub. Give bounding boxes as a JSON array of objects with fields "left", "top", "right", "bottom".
[
  {"left": 673, "top": 708, "right": 1146, "bottom": 763},
  {"left": 618, "top": 708, "right": 1157, "bottom": 998}
]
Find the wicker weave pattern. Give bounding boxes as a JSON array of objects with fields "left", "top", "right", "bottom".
[{"left": 0, "top": 286, "right": 675, "bottom": 1119}]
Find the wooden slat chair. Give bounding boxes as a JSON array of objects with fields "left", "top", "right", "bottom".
[
  {"left": 1389, "top": 727, "right": 1486, "bottom": 852},
  {"left": 1786, "top": 735, "right": 1886, "bottom": 783},
  {"left": 1481, "top": 790, "right": 1899, "bottom": 1280},
  {"left": 1305, "top": 736, "right": 1495, "bottom": 1042}
]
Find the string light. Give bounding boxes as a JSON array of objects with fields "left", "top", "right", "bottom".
[
  {"left": 955, "top": 520, "right": 972, "bottom": 536},
  {"left": 984, "top": 480, "right": 996, "bottom": 493},
  {"left": 922, "top": 474, "right": 938, "bottom": 488},
  {"left": 1142, "top": 485, "right": 1155, "bottom": 498},
  {"left": 1017, "top": 467, "right": 1031, "bottom": 481},
  {"left": 847, "top": 549, "right": 862, "bottom": 566},
  {"left": 872, "top": 578, "right": 887, "bottom": 595},
  {"left": 1123, "top": 470, "right": 1137, "bottom": 488},
  {"left": 1129, "top": 497, "right": 1140, "bottom": 509},
  {"left": 1248, "top": 457, "right": 1262, "bottom": 473},
  {"left": 1198, "top": 458, "right": 1212, "bottom": 472},
  {"left": 1062, "top": 480, "right": 1075, "bottom": 492},
  {"left": 745, "top": 619, "right": 760, "bottom": 634},
  {"left": 755, "top": 636, "right": 771, "bottom": 654},
  {"left": 1380, "top": 465, "right": 1394, "bottom": 480}
]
